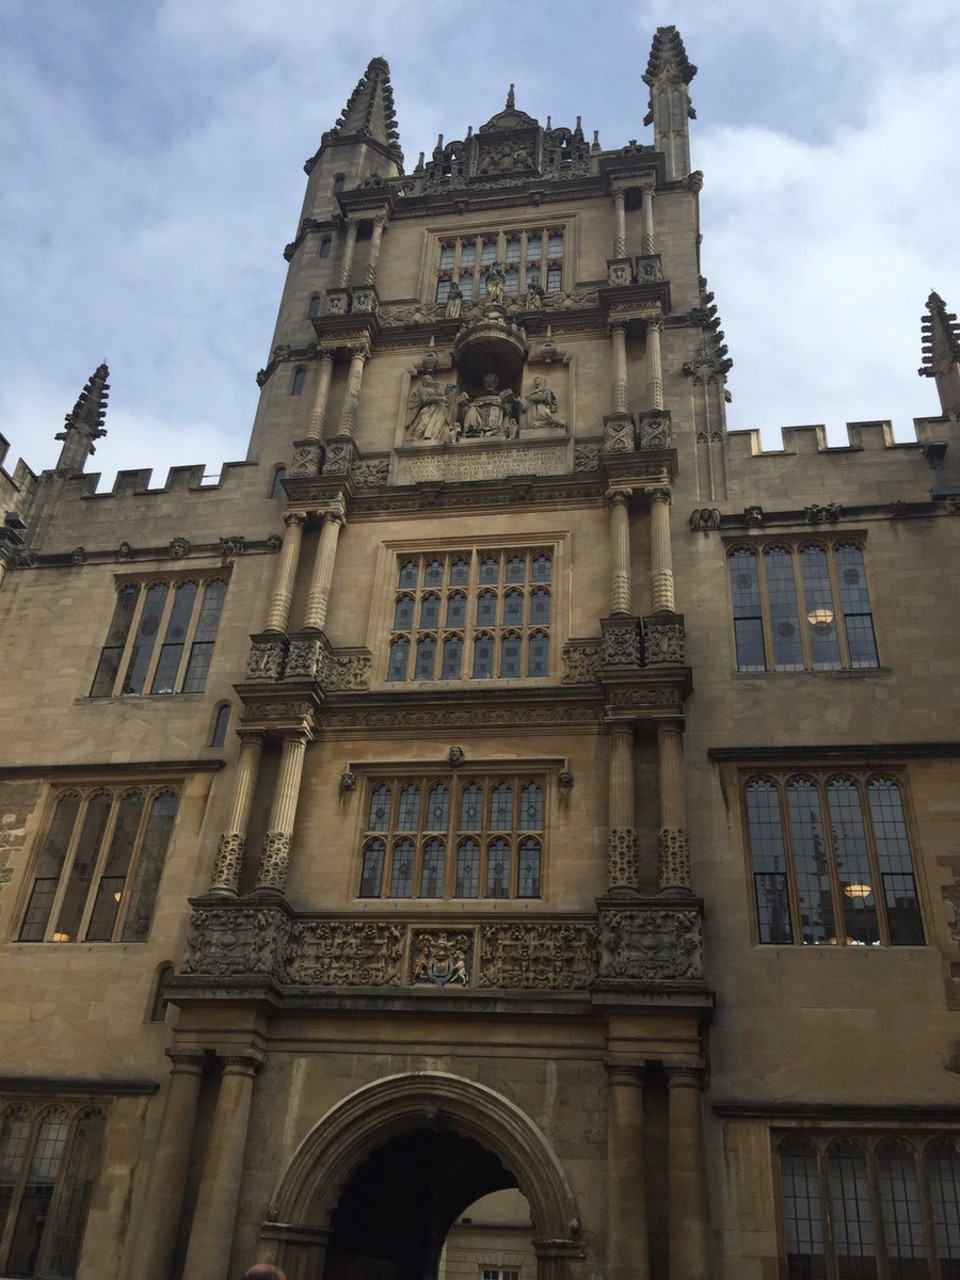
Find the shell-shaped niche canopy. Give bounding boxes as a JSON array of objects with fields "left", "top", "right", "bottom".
[{"left": 452, "top": 303, "right": 529, "bottom": 395}]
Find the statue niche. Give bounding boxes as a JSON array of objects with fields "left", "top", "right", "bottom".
[
  {"left": 406, "top": 374, "right": 457, "bottom": 443},
  {"left": 457, "top": 372, "right": 520, "bottom": 440}
]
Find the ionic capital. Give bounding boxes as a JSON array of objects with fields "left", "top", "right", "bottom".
[
  {"left": 605, "top": 487, "right": 633, "bottom": 508},
  {"left": 644, "top": 486, "right": 672, "bottom": 506},
  {"left": 219, "top": 1051, "right": 264, "bottom": 1077},
  {"left": 282, "top": 509, "right": 308, "bottom": 529}
]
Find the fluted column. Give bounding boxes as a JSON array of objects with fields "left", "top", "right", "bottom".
[
  {"left": 363, "top": 216, "right": 387, "bottom": 284},
  {"left": 209, "top": 730, "right": 265, "bottom": 895},
  {"left": 124, "top": 1049, "right": 204, "bottom": 1280},
  {"left": 646, "top": 318, "right": 664, "bottom": 410},
  {"left": 648, "top": 487, "right": 675, "bottom": 613},
  {"left": 612, "top": 189, "right": 627, "bottom": 258},
  {"left": 607, "top": 722, "right": 638, "bottom": 891},
  {"left": 305, "top": 349, "right": 335, "bottom": 440},
  {"left": 338, "top": 220, "right": 358, "bottom": 288},
  {"left": 610, "top": 323, "right": 628, "bottom": 414},
  {"left": 182, "top": 1052, "right": 264, "bottom": 1280},
  {"left": 658, "top": 723, "right": 691, "bottom": 892},
  {"left": 256, "top": 729, "right": 310, "bottom": 893},
  {"left": 606, "top": 489, "right": 634, "bottom": 616},
  {"left": 336, "top": 342, "right": 369, "bottom": 438},
  {"left": 302, "top": 506, "right": 346, "bottom": 631},
  {"left": 263, "top": 511, "right": 307, "bottom": 633},
  {"left": 667, "top": 1066, "right": 711, "bottom": 1280},
  {"left": 606, "top": 1064, "right": 649, "bottom": 1280},
  {"left": 641, "top": 188, "right": 656, "bottom": 256}
]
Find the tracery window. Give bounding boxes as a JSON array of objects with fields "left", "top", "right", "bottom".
[
  {"left": 777, "top": 1132, "right": 960, "bottom": 1279},
  {"left": 728, "top": 539, "right": 878, "bottom": 672},
  {"left": 0, "top": 1102, "right": 106, "bottom": 1278},
  {"left": 19, "top": 785, "right": 180, "bottom": 943},
  {"left": 90, "top": 575, "right": 227, "bottom": 697},
  {"left": 743, "top": 771, "right": 923, "bottom": 947},
  {"left": 358, "top": 774, "right": 544, "bottom": 901},
  {"left": 386, "top": 549, "right": 552, "bottom": 683},
  {"left": 435, "top": 228, "right": 564, "bottom": 304}
]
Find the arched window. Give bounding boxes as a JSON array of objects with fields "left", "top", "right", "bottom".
[
  {"left": 291, "top": 367, "right": 306, "bottom": 396},
  {"left": 270, "top": 465, "right": 287, "bottom": 498},
  {"left": 319, "top": 237, "right": 332, "bottom": 259},
  {"left": 210, "top": 702, "right": 231, "bottom": 747},
  {"left": 147, "top": 963, "right": 174, "bottom": 1022},
  {"left": 308, "top": 294, "right": 322, "bottom": 318},
  {"left": 332, "top": 174, "right": 345, "bottom": 194}
]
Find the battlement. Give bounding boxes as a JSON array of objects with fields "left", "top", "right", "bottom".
[
  {"left": 45, "top": 459, "right": 258, "bottom": 501},
  {"left": 728, "top": 415, "right": 958, "bottom": 461},
  {"left": 0, "top": 434, "right": 38, "bottom": 518}
]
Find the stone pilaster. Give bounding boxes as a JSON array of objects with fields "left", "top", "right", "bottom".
[
  {"left": 363, "top": 215, "right": 387, "bottom": 284},
  {"left": 336, "top": 341, "right": 370, "bottom": 439},
  {"left": 610, "top": 322, "right": 628, "bottom": 414},
  {"left": 667, "top": 1065, "right": 711, "bottom": 1280},
  {"left": 606, "top": 488, "right": 634, "bottom": 616},
  {"left": 256, "top": 729, "right": 310, "bottom": 893},
  {"left": 302, "top": 504, "right": 346, "bottom": 631},
  {"left": 647, "top": 487, "right": 675, "bottom": 613},
  {"left": 208, "top": 730, "right": 265, "bottom": 895},
  {"left": 338, "top": 219, "right": 358, "bottom": 288},
  {"left": 640, "top": 186, "right": 656, "bottom": 256},
  {"left": 607, "top": 722, "right": 638, "bottom": 892},
  {"left": 645, "top": 318, "right": 664, "bottom": 410},
  {"left": 263, "top": 510, "right": 307, "bottom": 633},
  {"left": 606, "top": 1063, "right": 649, "bottom": 1280},
  {"left": 658, "top": 723, "right": 691, "bottom": 892},
  {"left": 612, "top": 188, "right": 627, "bottom": 258}
]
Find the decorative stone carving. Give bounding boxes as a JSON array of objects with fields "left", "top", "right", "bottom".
[
  {"left": 573, "top": 445, "right": 601, "bottom": 473},
  {"left": 325, "top": 288, "right": 350, "bottom": 315},
  {"left": 219, "top": 536, "right": 245, "bottom": 556},
  {"left": 284, "top": 637, "right": 324, "bottom": 681},
  {"left": 659, "top": 827, "right": 692, "bottom": 890},
  {"left": 289, "top": 441, "right": 325, "bottom": 478},
  {"left": 558, "top": 768, "right": 575, "bottom": 791},
  {"left": 601, "top": 617, "right": 642, "bottom": 668},
  {"left": 322, "top": 439, "right": 359, "bottom": 475},
  {"left": 942, "top": 881, "right": 960, "bottom": 944},
  {"left": 448, "top": 746, "right": 466, "bottom": 767},
  {"left": 411, "top": 930, "right": 472, "bottom": 986},
  {"left": 805, "top": 502, "right": 842, "bottom": 525},
  {"left": 323, "top": 652, "right": 372, "bottom": 692},
  {"left": 744, "top": 506, "right": 764, "bottom": 527},
  {"left": 644, "top": 616, "right": 685, "bottom": 666},
  {"left": 398, "top": 443, "right": 568, "bottom": 487},
  {"left": 561, "top": 641, "right": 603, "bottom": 685},
  {"left": 607, "top": 828, "right": 640, "bottom": 891},
  {"left": 210, "top": 831, "right": 246, "bottom": 892},
  {"left": 598, "top": 903, "right": 704, "bottom": 982},
  {"left": 406, "top": 374, "right": 457, "bottom": 443},
  {"left": 182, "top": 907, "right": 290, "bottom": 980},
  {"left": 116, "top": 541, "right": 133, "bottom": 561},
  {"left": 284, "top": 920, "right": 405, "bottom": 986},
  {"left": 603, "top": 413, "right": 635, "bottom": 453},
  {"left": 351, "top": 458, "right": 390, "bottom": 488},
  {"left": 257, "top": 831, "right": 291, "bottom": 892},
  {"left": 266, "top": 534, "right": 283, "bottom": 552},
  {"left": 634, "top": 254, "right": 663, "bottom": 283},
  {"left": 352, "top": 286, "right": 379, "bottom": 314},
  {"left": 607, "top": 259, "right": 633, "bottom": 287},
  {"left": 523, "top": 375, "right": 565, "bottom": 429},
  {"left": 890, "top": 500, "right": 909, "bottom": 519},
  {"left": 689, "top": 507, "right": 721, "bottom": 533},
  {"left": 72, "top": 546, "right": 86, "bottom": 565},
  {"left": 458, "top": 373, "right": 520, "bottom": 440},
  {"left": 638, "top": 411, "right": 671, "bottom": 450},
  {"left": 477, "top": 923, "right": 598, "bottom": 989},
  {"left": 339, "top": 770, "right": 357, "bottom": 794},
  {"left": 169, "top": 536, "right": 190, "bottom": 559},
  {"left": 246, "top": 638, "right": 287, "bottom": 682}
]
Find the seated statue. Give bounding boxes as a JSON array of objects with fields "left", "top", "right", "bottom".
[
  {"left": 458, "top": 373, "right": 519, "bottom": 439},
  {"left": 524, "top": 375, "right": 564, "bottom": 428},
  {"left": 406, "top": 375, "right": 454, "bottom": 442}
]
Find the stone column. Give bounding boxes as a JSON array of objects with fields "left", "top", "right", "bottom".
[
  {"left": 641, "top": 188, "right": 656, "bottom": 256},
  {"left": 338, "top": 219, "right": 358, "bottom": 288},
  {"left": 607, "top": 722, "right": 638, "bottom": 891},
  {"left": 336, "top": 342, "right": 369, "bottom": 438},
  {"left": 648, "top": 487, "right": 675, "bottom": 613},
  {"left": 181, "top": 1052, "right": 263, "bottom": 1280},
  {"left": 606, "top": 1064, "right": 649, "bottom": 1280},
  {"left": 613, "top": 189, "right": 627, "bottom": 258},
  {"left": 302, "top": 505, "right": 346, "bottom": 631},
  {"left": 606, "top": 488, "right": 634, "bottom": 616},
  {"left": 263, "top": 511, "right": 307, "bottom": 633},
  {"left": 208, "top": 731, "right": 266, "bottom": 895},
  {"left": 256, "top": 730, "right": 310, "bottom": 893},
  {"left": 658, "top": 723, "right": 691, "bottom": 892},
  {"left": 667, "top": 1065, "right": 711, "bottom": 1280},
  {"left": 305, "top": 349, "right": 336, "bottom": 440},
  {"left": 363, "top": 216, "right": 387, "bottom": 284},
  {"left": 124, "top": 1048, "right": 204, "bottom": 1280},
  {"left": 645, "top": 318, "right": 664, "bottom": 410},
  {"left": 610, "top": 323, "right": 628, "bottom": 414}
]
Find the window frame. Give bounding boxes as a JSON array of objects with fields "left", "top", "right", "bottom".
[
  {"left": 433, "top": 224, "right": 569, "bottom": 306},
  {"left": 17, "top": 782, "right": 181, "bottom": 944},
  {"left": 382, "top": 544, "right": 558, "bottom": 686},
  {"left": 740, "top": 767, "right": 925, "bottom": 948},
  {"left": 355, "top": 772, "right": 547, "bottom": 903},
  {"left": 773, "top": 1129, "right": 960, "bottom": 1280},
  {"left": 89, "top": 573, "right": 229, "bottom": 699},
  {"left": 726, "top": 536, "right": 879, "bottom": 673}
]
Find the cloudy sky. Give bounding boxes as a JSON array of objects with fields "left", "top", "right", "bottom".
[{"left": 2, "top": 0, "right": 958, "bottom": 487}]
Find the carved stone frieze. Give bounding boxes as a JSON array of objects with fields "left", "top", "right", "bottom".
[
  {"left": 351, "top": 458, "right": 390, "bottom": 488},
  {"left": 643, "top": 616, "right": 685, "bottom": 666},
  {"left": 257, "top": 831, "right": 291, "bottom": 892},
  {"left": 634, "top": 254, "right": 663, "bottom": 283},
  {"left": 603, "top": 414, "right": 636, "bottom": 454},
  {"left": 289, "top": 441, "right": 325, "bottom": 478},
  {"left": 319, "top": 702, "right": 602, "bottom": 731},
  {"left": 396, "top": 443, "right": 568, "bottom": 487},
  {"left": 598, "top": 901, "right": 704, "bottom": 982},
  {"left": 607, "top": 828, "right": 640, "bottom": 891},
  {"left": 322, "top": 652, "right": 372, "bottom": 692},
  {"left": 411, "top": 930, "right": 473, "bottom": 986},
  {"left": 561, "top": 641, "right": 603, "bottom": 685},
  {"left": 219, "top": 536, "right": 246, "bottom": 556},
  {"left": 181, "top": 907, "right": 291, "bottom": 980},
  {"left": 477, "top": 923, "right": 599, "bottom": 989},
  {"left": 638, "top": 411, "right": 671, "bottom": 450},
  {"left": 285, "top": 637, "right": 324, "bottom": 682},
  {"left": 659, "top": 827, "right": 692, "bottom": 891},
  {"left": 805, "top": 502, "right": 842, "bottom": 525},
  {"left": 284, "top": 920, "right": 405, "bottom": 986},
  {"left": 210, "top": 831, "right": 246, "bottom": 892},
  {"left": 689, "top": 507, "right": 721, "bottom": 533},
  {"left": 246, "top": 637, "right": 288, "bottom": 682},
  {"left": 322, "top": 439, "right": 359, "bottom": 475},
  {"left": 606, "top": 686, "right": 683, "bottom": 709},
  {"left": 573, "top": 444, "right": 601, "bottom": 473},
  {"left": 169, "top": 536, "right": 190, "bottom": 559},
  {"left": 601, "top": 617, "right": 642, "bottom": 669}
]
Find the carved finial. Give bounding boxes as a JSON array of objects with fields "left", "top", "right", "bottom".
[
  {"left": 55, "top": 362, "right": 110, "bottom": 476},
  {"left": 506, "top": 84, "right": 515, "bottom": 110},
  {"left": 643, "top": 27, "right": 698, "bottom": 180},
  {"left": 920, "top": 290, "right": 960, "bottom": 415},
  {"left": 311, "top": 55, "right": 404, "bottom": 170}
]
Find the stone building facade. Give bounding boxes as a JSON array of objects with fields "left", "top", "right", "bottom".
[{"left": 1, "top": 25, "right": 959, "bottom": 1280}]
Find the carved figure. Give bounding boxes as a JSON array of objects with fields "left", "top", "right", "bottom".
[
  {"left": 483, "top": 262, "right": 506, "bottom": 305},
  {"left": 406, "top": 375, "right": 454, "bottom": 442},
  {"left": 526, "top": 281, "right": 544, "bottom": 310},
  {"left": 524, "top": 375, "right": 564, "bottom": 428},
  {"left": 444, "top": 283, "right": 463, "bottom": 319},
  {"left": 458, "top": 373, "right": 519, "bottom": 439}
]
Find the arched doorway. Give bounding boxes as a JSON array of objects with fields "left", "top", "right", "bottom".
[{"left": 263, "top": 1072, "right": 581, "bottom": 1280}]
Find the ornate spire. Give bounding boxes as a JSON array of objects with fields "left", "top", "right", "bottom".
[
  {"left": 919, "top": 292, "right": 960, "bottom": 416},
  {"left": 323, "top": 56, "right": 403, "bottom": 167},
  {"left": 55, "top": 362, "right": 109, "bottom": 475},
  {"left": 642, "top": 27, "right": 697, "bottom": 181}
]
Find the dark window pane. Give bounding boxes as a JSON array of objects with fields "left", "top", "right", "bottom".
[
  {"left": 527, "top": 632, "right": 549, "bottom": 677},
  {"left": 389, "top": 840, "right": 414, "bottom": 897},
  {"left": 445, "top": 593, "right": 466, "bottom": 626},
  {"left": 779, "top": 1139, "right": 826, "bottom": 1280},
  {"left": 86, "top": 792, "right": 145, "bottom": 941},
  {"left": 828, "top": 1142, "right": 878, "bottom": 1278},
  {"left": 397, "top": 785, "right": 421, "bottom": 831},
  {"left": 387, "top": 638, "right": 409, "bottom": 682},
  {"left": 398, "top": 560, "right": 418, "bottom": 588},
  {"left": 20, "top": 795, "right": 81, "bottom": 941},
  {"left": 729, "top": 549, "right": 766, "bottom": 671},
  {"left": 787, "top": 780, "right": 835, "bottom": 945},
  {"left": 426, "top": 785, "right": 449, "bottom": 830},
  {"left": 835, "top": 544, "right": 879, "bottom": 668},
  {"left": 473, "top": 636, "right": 494, "bottom": 679},
  {"left": 414, "top": 636, "right": 436, "bottom": 680},
  {"left": 393, "top": 595, "right": 414, "bottom": 630},
  {"left": 869, "top": 779, "right": 924, "bottom": 945},
  {"left": 460, "top": 784, "right": 482, "bottom": 831},
  {"left": 360, "top": 841, "right": 385, "bottom": 896},
  {"left": 123, "top": 583, "right": 168, "bottom": 694},
  {"left": 440, "top": 635, "right": 463, "bottom": 680},
  {"left": 419, "top": 839, "right": 445, "bottom": 897},
  {"left": 121, "top": 792, "right": 177, "bottom": 942},
  {"left": 828, "top": 780, "right": 880, "bottom": 946},
  {"left": 486, "top": 838, "right": 511, "bottom": 898},
  {"left": 490, "top": 783, "right": 513, "bottom": 829},
  {"left": 518, "top": 839, "right": 541, "bottom": 897},
  {"left": 455, "top": 840, "right": 479, "bottom": 897},
  {"left": 500, "top": 635, "right": 521, "bottom": 678},
  {"left": 54, "top": 794, "right": 112, "bottom": 943},
  {"left": 476, "top": 591, "right": 497, "bottom": 625},
  {"left": 449, "top": 558, "right": 469, "bottom": 586},
  {"left": 765, "top": 547, "right": 803, "bottom": 671},
  {"left": 45, "top": 1109, "right": 106, "bottom": 1279},
  {"left": 800, "top": 546, "right": 841, "bottom": 670},
  {"left": 419, "top": 594, "right": 440, "bottom": 628},
  {"left": 368, "top": 785, "right": 391, "bottom": 831},
  {"left": 746, "top": 780, "right": 793, "bottom": 944}
]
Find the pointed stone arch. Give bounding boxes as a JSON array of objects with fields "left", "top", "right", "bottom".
[{"left": 262, "top": 1071, "right": 582, "bottom": 1280}]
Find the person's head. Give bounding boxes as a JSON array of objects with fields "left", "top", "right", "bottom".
[{"left": 240, "top": 1266, "right": 287, "bottom": 1280}]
